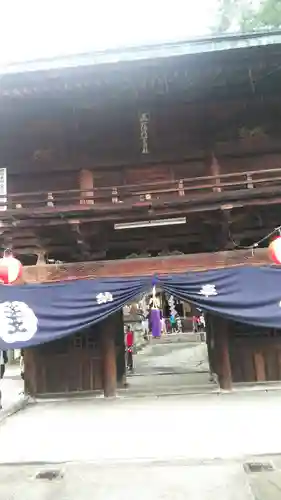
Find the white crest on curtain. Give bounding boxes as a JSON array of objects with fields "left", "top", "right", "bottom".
[
  {"left": 96, "top": 292, "right": 114, "bottom": 304},
  {"left": 199, "top": 284, "right": 218, "bottom": 298},
  {"left": 0, "top": 301, "right": 38, "bottom": 343}
]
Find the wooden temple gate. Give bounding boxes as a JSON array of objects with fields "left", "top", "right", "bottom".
[
  {"left": 2, "top": 32, "right": 281, "bottom": 395},
  {"left": 21, "top": 248, "right": 281, "bottom": 397}
]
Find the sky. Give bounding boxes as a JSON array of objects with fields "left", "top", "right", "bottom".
[{"left": 0, "top": 0, "right": 218, "bottom": 65}]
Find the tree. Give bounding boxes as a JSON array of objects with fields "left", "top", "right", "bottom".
[
  {"left": 213, "top": 0, "right": 281, "bottom": 33},
  {"left": 251, "top": 0, "right": 281, "bottom": 29}
]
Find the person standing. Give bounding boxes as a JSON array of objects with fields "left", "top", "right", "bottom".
[
  {"left": 142, "top": 316, "right": 149, "bottom": 341},
  {"left": 125, "top": 326, "right": 134, "bottom": 372},
  {"left": 169, "top": 314, "right": 177, "bottom": 333},
  {"left": 0, "top": 350, "right": 8, "bottom": 410},
  {"left": 20, "top": 349, "right": 24, "bottom": 380},
  {"left": 160, "top": 315, "right": 167, "bottom": 335}
]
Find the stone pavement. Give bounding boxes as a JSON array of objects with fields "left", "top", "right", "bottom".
[
  {"left": 0, "top": 364, "right": 26, "bottom": 423},
  {"left": 2, "top": 342, "right": 281, "bottom": 498},
  {"left": 3, "top": 390, "right": 281, "bottom": 465},
  {"left": 3, "top": 393, "right": 281, "bottom": 498},
  {"left": 2, "top": 371, "right": 281, "bottom": 498},
  {"left": 0, "top": 461, "right": 256, "bottom": 499}
]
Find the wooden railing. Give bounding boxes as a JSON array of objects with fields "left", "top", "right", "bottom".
[{"left": 2, "top": 167, "right": 281, "bottom": 212}]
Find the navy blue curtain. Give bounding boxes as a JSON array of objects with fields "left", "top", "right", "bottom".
[
  {"left": 156, "top": 266, "right": 281, "bottom": 329},
  {"left": 0, "top": 277, "right": 151, "bottom": 349},
  {"left": 2, "top": 266, "right": 281, "bottom": 349}
]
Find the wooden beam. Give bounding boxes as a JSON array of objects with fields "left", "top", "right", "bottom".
[
  {"left": 4, "top": 182, "right": 281, "bottom": 222},
  {"left": 0, "top": 209, "right": 242, "bottom": 231},
  {"left": 13, "top": 246, "right": 72, "bottom": 256},
  {"left": 22, "top": 247, "right": 272, "bottom": 283},
  {"left": 6, "top": 237, "right": 47, "bottom": 247}
]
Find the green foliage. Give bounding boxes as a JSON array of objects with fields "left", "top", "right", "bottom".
[
  {"left": 252, "top": 0, "right": 281, "bottom": 29},
  {"left": 213, "top": 0, "right": 281, "bottom": 33}
]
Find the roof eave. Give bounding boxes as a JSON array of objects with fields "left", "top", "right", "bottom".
[{"left": 1, "top": 29, "right": 281, "bottom": 77}]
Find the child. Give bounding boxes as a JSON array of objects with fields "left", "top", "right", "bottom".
[
  {"left": 170, "top": 314, "right": 177, "bottom": 333},
  {"left": 160, "top": 316, "right": 167, "bottom": 335}
]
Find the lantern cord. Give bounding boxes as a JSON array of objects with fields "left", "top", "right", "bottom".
[
  {"left": 229, "top": 225, "right": 281, "bottom": 251},
  {"left": 252, "top": 226, "right": 281, "bottom": 248}
]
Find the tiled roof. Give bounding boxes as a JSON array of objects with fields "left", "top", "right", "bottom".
[{"left": 1, "top": 29, "right": 281, "bottom": 76}]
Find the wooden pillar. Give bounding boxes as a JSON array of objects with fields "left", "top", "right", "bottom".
[
  {"left": 205, "top": 313, "right": 215, "bottom": 375},
  {"left": 210, "top": 154, "right": 222, "bottom": 193},
  {"left": 115, "top": 309, "right": 126, "bottom": 387},
  {"left": 79, "top": 169, "right": 94, "bottom": 205},
  {"left": 213, "top": 315, "right": 232, "bottom": 390},
  {"left": 101, "top": 315, "right": 117, "bottom": 397},
  {"left": 254, "top": 351, "right": 266, "bottom": 382},
  {"left": 23, "top": 347, "right": 37, "bottom": 397}
]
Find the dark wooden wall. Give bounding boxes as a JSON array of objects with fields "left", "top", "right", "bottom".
[
  {"left": 229, "top": 322, "right": 281, "bottom": 383},
  {"left": 27, "top": 327, "right": 102, "bottom": 395},
  {"left": 24, "top": 311, "right": 125, "bottom": 396},
  {"left": 7, "top": 152, "right": 281, "bottom": 196},
  {"left": 3, "top": 46, "right": 281, "bottom": 264},
  {"left": 1, "top": 42, "right": 281, "bottom": 194},
  {"left": 206, "top": 313, "right": 281, "bottom": 385},
  {"left": 3, "top": 89, "right": 281, "bottom": 195}
]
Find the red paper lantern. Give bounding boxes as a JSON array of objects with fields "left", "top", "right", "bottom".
[
  {"left": 269, "top": 236, "right": 281, "bottom": 264},
  {"left": 0, "top": 255, "right": 23, "bottom": 284}
]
